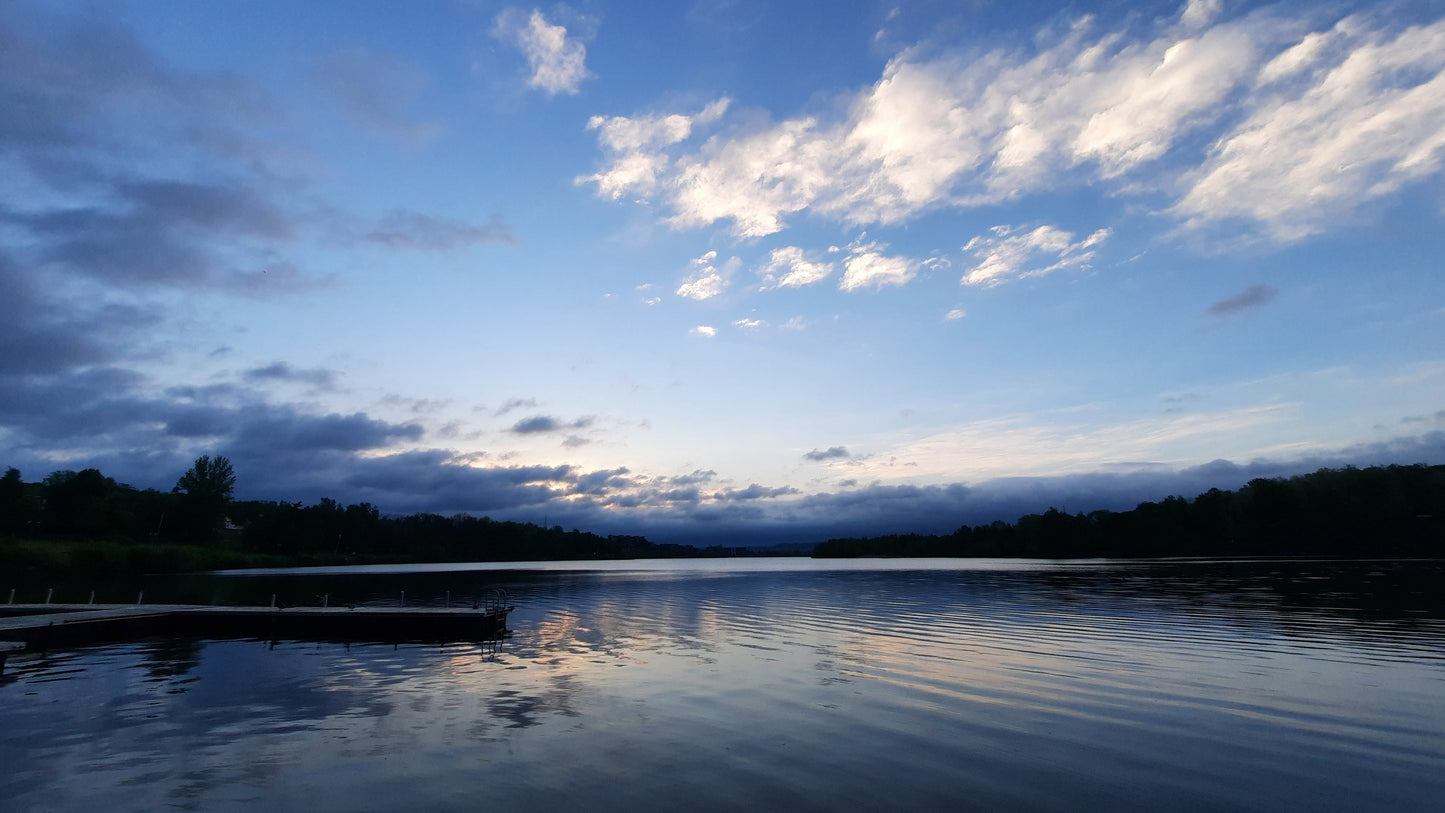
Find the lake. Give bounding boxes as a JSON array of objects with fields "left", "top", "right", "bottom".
[{"left": 2, "top": 558, "right": 1443, "bottom": 811}]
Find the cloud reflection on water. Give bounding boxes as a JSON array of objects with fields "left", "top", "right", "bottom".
[{"left": 3, "top": 560, "right": 1443, "bottom": 811}]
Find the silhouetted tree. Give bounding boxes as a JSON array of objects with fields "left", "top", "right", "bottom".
[
  {"left": 172, "top": 455, "right": 236, "bottom": 543},
  {"left": 175, "top": 455, "right": 235, "bottom": 502},
  {"left": 0, "top": 467, "right": 29, "bottom": 534}
]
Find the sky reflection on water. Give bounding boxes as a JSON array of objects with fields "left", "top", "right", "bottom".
[{"left": 2, "top": 559, "right": 1443, "bottom": 812}]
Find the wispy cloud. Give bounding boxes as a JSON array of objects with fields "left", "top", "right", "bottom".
[
  {"left": 580, "top": 100, "right": 730, "bottom": 200},
  {"left": 582, "top": 4, "right": 1445, "bottom": 246},
  {"left": 961, "top": 225, "right": 1110, "bottom": 287},
  {"left": 242, "top": 362, "right": 340, "bottom": 391},
  {"left": 848, "top": 403, "right": 1301, "bottom": 483},
  {"left": 312, "top": 48, "right": 441, "bottom": 145},
  {"left": 494, "top": 8, "right": 592, "bottom": 96},
  {"left": 803, "top": 446, "right": 851, "bottom": 461},
  {"left": 510, "top": 414, "right": 594, "bottom": 434},
  {"left": 1206, "top": 284, "right": 1278, "bottom": 316},
  {"left": 676, "top": 250, "right": 737, "bottom": 300},
  {"left": 362, "top": 211, "right": 517, "bottom": 249},
  {"left": 839, "top": 239, "right": 918, "bottom": 292},
  {"left": 758, "top": 246, "right": 833, "bottom": 289},
  {"left": 1175, "top": 16, "right": 1445, "bottom": 241},
  {"left": 492, "top": 397, "right": 539, "bottom": 417},
  {"left": 690, "top": 325, "right": 718, "bottom": 337}
]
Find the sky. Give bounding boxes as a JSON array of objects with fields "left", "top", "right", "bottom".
[{"left": 2, "top": 0, "right": 1444, "bottom": 544}]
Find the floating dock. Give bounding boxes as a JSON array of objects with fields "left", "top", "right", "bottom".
[{"left": 0, "top": 601, "right": 512, "bottom": 662}]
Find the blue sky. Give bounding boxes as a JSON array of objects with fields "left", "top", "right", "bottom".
[{"left": 3, "top": 0, "right": 1444, "bottom": 543}]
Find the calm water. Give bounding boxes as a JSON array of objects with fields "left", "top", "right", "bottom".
[{"left": 2, "top": 558, "right": 1443, "bottom": 812}]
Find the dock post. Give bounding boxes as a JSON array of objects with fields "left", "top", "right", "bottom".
[
  {"left": 136, "top": 591, "right": 143, "bottom": 605},
  {"left": 446, "top": 590, "right": 451, "bottom": 608},
  {"left": 45, "top": 588, "right": 52, "bottom": 605},
  {"left": 323, "top": 593, "right": 329, "bottom": 608},
  {"left": 6, "top": 588, "right": 12, "bottom": 604},
  {"left": 270, "top": 594, "right": 276, "bottom": 608},
  {"left": 89, "top": 591, "right": 95, "bottom": 605},
  {"left": 400, "top": 590, "right": 405, "bottom": 607}
]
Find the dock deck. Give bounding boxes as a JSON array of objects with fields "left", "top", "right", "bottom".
[{"left": 0, "top": 601, "right": 512, "bottom": 657}]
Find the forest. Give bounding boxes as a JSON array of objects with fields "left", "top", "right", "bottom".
[
  {"left": 0, "top": 455, "right": 701, "bottom": 574},
  {"left": 4, "top": 459, "right": 1443, "bottom": 573},
  {"left": 814, "top": 464, "right": 1445, "bottom": 558}
]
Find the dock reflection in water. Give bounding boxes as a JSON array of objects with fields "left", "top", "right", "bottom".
[{"left": 2, "top": 558, "right": 1443, "bottom": 811}]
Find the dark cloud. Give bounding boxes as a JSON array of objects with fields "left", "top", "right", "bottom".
[
  {"left": 0, "top": 359, "right": 422, "bottom": 478},
  {"left": 226, "top": 263, "right": 335, "bottom": 298},
  {"left": 229, "top": 410, "right": 423, "bottom": 454},
  {"left": 571, "top": 467, "right": 633, "bottom": 495},
  {"left": 164, "top": 382, "right": 248, "bottom": 402},
  {"left": 1, "top": 9, "right": 281, "bottom": 205},
  {"left": 1, "top": 5, "right": 501, "bottom": 306},
  {"left": 492, "top": 397, "right": 538, "bottom": 416},
  {"left": 0, "top": 8, "right": 301, "bottom": 293},
  {"left": 363, "top": 211, "right": 517, "bottom": 249},
  {"left": 0, "top": 254, "right": 158, "bottom": 375},
  {"left": 243, "top": 362, "right": 340, "bottom": 391},
  {"left": 0, "top": 7, "right": 267, "bottom": 154},
  {"left": 803, "top": 446, "right": 851, "bottom": 461},
  {"left": 510, "top": 415, "right": 594, "bottom": 434},
  {"left": 6, "top": 403, "right": 1444, "bottom": 547},
  {"left": 1206, "top": 284, "right": 1277, "bottom": 316},
  {"left": 717, "top": 484, "right": 799, "bottom": 501},
  {"left": 511, "top": 415, "right": 563, "bottom": 434},
  {"left": 313, "top": 48, "right": 441, "bottom": 146},
  {"left": 122, "top": 179, "right": 292, "bottom": 238},
  {"left": 379, "top": 394, "right": 450, "bottom": 414},
  {"left": 160, "top": 403, "right": 235, "bottom": 439},
  {"left": 7, "top": 179, "right": 293, "bottom": 288},
  {"left": 326, "top": 451, "right": 573, "bottom": 512},
  {"left": 0, "top": 367, "right": 156, "bottom": 441}
]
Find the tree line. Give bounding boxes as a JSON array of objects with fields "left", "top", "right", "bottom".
[
  {"left": 6, "top": 458, "right": 1442, "bottom": 565},
  {"left": 0, "top": 455, "right": 704, "bottom": 564},
  {"left": 813, "top": 464, "right": 1445, "bottom": 559},
  {"left": 0, "top": 456, "right": 235, "bottom": 546}
]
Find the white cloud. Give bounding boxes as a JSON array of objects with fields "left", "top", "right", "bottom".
[
  {"left": 840, "top": 243, "right": 917, "bottom": 292},
  {"left": 588, "top": 112, "right": 693, "bottom": 153},
  {"left": 734, "top": 317, "right": 765, "bottom": 329},
  {"left": 676, "top": 250, "right": 738, "bottom": 301},
  {"left": 961, "top": 225, "right": 1111, "bottom": 287},
  {"left": 1069, "top": 26, "right": 1258, "bottom": 178},
  {"left": 1181, "top": 0, "right": 1223, "bottom": 30},
  {"left": 668, "top": 117, "right": 837, "bottom": 237},
  {"left": 759, "top": 246, "right": 833, "bottom": 289},
  {"left": 1256, "top": 29, "right": 1334, "bottom": 86},
  {"left": 690, "top": 325, "right": 717, "bottom": 337},
  {"left": 578, "top": 99, "right": 731, "bottom": 201},
  {"left": 582, "top": 4, "right": 1445, "bottom": 246},
  {"left": 851, "top": 403, "right": 1298, "bottom": 482},
  {"left": 945, "top": 308, "right": 967, "bottom": 321},
  {"left": 1175, "top": 16, "right": 1445, "bottom": 241},
  {"left": 495, "top": 8, "right": 592, "bottom": 96}
]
